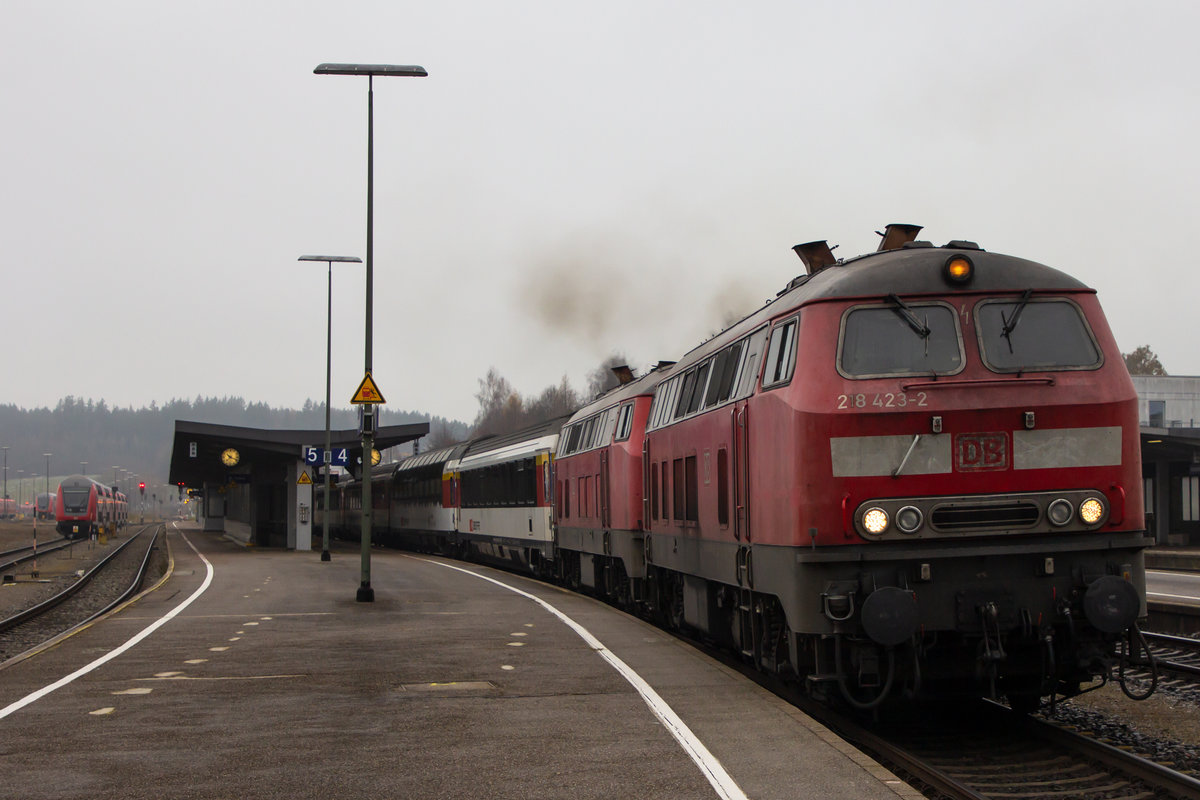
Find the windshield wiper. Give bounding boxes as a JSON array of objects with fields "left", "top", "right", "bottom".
[
  {"left": 1001, "top": 289, "right": 1034, "bottom": 353},
  {"left": 886, "top": 294, "right": 931, "bottom": 339}
]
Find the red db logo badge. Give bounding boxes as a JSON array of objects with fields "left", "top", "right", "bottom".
[{"left": 954, "top": 432, "right": 1009, "bottom": 471}]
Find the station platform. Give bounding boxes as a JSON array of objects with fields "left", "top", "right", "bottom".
[
  {"left": 0, "top": 523, "right": 918, "bottom": 800},
  {"left": 1146, "top": 546, "right": 1200, "bottom": 573}
]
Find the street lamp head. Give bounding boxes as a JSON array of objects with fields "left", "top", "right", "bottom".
[
  {"left": 298, "top": 255, "right": 362, "bottom": 263},
  {"left": 314, "top": 63, "right": 427, "bottom": 78}
]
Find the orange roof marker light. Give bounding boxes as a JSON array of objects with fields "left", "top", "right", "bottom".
[{"left": 944, "top": 254, "right": 974, "bottom": 285}]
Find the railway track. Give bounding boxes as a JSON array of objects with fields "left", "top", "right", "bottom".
[
  {"left": 660, "top": 599, "right": 1200, "bottom": 799},
  {"left": 0, "top": 536, "right": 71, "bottom": 574},
  {"left": 1142, "top": 631, "right": 1200, "bottom": 678},
  {"left": 1112, "top": 630, "right": 1200, "bottom": 703},
  {"left": 0, "top": 524, "right": 166, "bottom": 667},
  {"left": 834, "top": 698, "right": 1200, "bottom": 800}
]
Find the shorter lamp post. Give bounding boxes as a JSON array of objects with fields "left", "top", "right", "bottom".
[{"left": 298, "top": 254, "right": 361, "bottom": 562}]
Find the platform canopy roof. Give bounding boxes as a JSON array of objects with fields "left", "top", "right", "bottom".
[
  {"left": 167, "top": 419, "right": 428, "bottom": 487},
  {"left": 1141, "top": 427, "right": 1200, "bottom": 465}
]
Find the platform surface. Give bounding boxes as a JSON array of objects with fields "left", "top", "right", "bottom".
[{"left": 0, "top": 523, "right": 919, "bottom": 800}]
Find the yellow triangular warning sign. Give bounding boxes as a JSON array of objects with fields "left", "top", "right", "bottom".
[
  {"left": 350, "top": 372, "right": 386, "bottom": 404},
  {"left": 297, "top": 470, "right": 313, "bottom": 485}
]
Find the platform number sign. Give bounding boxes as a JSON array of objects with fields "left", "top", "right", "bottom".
[{"left": 304, "top": 446, "right": 350, "bottom": 467}]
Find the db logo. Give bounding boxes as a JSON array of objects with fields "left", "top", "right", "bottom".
[{"left": 954, "top": 432, "right": 1009, "bottom": 471}]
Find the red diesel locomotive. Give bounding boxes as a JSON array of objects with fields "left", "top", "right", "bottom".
[{"left": 554, "top": 224, "right": 1149, "bottom": 711}]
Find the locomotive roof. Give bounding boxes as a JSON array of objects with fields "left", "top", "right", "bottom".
[
  {"left": 673, "top": 241, "right": 1092, "bottom": 370},
  {"left": 566, "top": 364, "right": 675, "bottom": 423},
  {"left": 790, "top": 243, "right": 1090, "bottom": 302}
]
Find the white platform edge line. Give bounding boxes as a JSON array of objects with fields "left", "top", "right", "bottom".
[
  {"left": 425, "top": 558, "right": 749, "bottom": 800},
  {"left": 0, "top": 525, "right": 214, "bottom": 721}
]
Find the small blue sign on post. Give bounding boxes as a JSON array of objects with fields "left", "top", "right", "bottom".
[{"left": 304, "top": 446, "right": 351, "bottom": 467}]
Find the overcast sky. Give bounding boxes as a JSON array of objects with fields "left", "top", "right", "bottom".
[{"left": 3, "top": 1, "right": 1197, "bottom": 424}]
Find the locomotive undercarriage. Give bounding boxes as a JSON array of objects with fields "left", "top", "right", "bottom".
[
  {"left": 369, "top": 518, "right": 1156, "bottom": 714},
  {"left": 577, "top": 530, "right": 1157, "bottom": 713}
]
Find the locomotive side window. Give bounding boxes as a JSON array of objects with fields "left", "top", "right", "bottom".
[
  {"left": 674, "top": 369, "right": 699, "bottom": 419},
  {"left": 734, "top": 326, "right": 769, "bottom": 399},
  {"left": 685, "top": 455, "right": 698, "bottom": 522},
  {"left": 762, "top": 316, "right": 799, "bottom": 389},
  {"left": 704, "top": 340, "right": 745, "bottom": 408},
  {"left": 672, "top": 459, "right": 685, "bottom": 521},
  {"left": 717, "top": 448, "right": 729, "bottom": 526},
  {"left": 683, "top": 361, "right": 712, "bottom": 416},
  {"left": 565, "top": 423, "right": 583, "bottom": 454},
  {"left": 651, "top": 464, "right": 660, "bottom": 520},
  {"left": 838, "top": 302, "right": 963, "bottom": 378},
  {"left": 615, "top": 403, "right": 635, "bottom": 441},
  {"left": 975, "top": 297, "right": 1102, "bottom": 372}
]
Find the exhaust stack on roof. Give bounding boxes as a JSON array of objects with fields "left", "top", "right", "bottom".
[
  {"left": 611, "top": 365, "right": 635, "bottom": 385},
  {"left": 792, "top": 241, "right": 838, "bottom": 275},
  {"left": 875, "top": 223, "right": 923, "bottom": 252}
]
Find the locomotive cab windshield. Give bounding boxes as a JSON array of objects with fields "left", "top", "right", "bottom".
[{"left": 975, "top": 295, "right": 1103, "bottom": 372}]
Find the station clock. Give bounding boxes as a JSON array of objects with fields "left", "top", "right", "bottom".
[{"left": 221, "top": 448, "right": 241, "bottom": 467}]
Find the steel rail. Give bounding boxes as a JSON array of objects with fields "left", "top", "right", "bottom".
[
  {"left": 0, "top": 539, "right": 73, "bottom": 574},
  {"left": 0, "top": 525, "right": 154, "bottom": 634},
  {"left": 1026, "top": 707, "right": 1200, "bottom": 799}
]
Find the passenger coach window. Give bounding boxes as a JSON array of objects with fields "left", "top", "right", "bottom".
[
  {"left": 839, "top": 303, "right": 962, "bottom": 378},
  {"left": 976, "top": 298, "right": 1101, "bottom": 372}
]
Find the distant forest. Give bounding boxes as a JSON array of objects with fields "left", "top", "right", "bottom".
[
  {"left": 0, "top": 396, "right": 469, "bottom": 496},
  {"left": 0, "top": 356, "right": 637, "bottom": 499}
]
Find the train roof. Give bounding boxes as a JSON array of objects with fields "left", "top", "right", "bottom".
[
  {"left": 393, "top": 442, "right": 470, "bottom": 472},
  {"left": 452, "top": 414, "right": 570, "bottom": 472},
  {"left": 671, "top": 234, "right": 1092, "bottom": 372},
  {"left": 565, "top": 364, "right": 675, "bottom": 424},
  {"left": 785, "top": 242, "right": 1089, "bottom": 302}
]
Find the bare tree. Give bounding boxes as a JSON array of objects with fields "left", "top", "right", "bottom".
[
  {"left": 472, "top": 368, "right": 522, "bottom": 437},
  {"left": 426, "top": 419, "right": 460, "bottom": 450},
  {"left": 527, "top": 375, "right": 580, "bottom": 422},
  {"left": 1123, "top": 345, "right": 1168, "bottom": 376}
]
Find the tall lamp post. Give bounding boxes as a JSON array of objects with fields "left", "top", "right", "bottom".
[
  {"left": 299, "top": 253, "right": 362, "bottom": 562},
  {"left": 43, "top": 453, "right": 51, "bottom": 513},
  {"left": 314, "top": 61, "right": 427, "bottom": 603},
  {"left": 2, "top": 446, "right": 8, "bottom": 518}
]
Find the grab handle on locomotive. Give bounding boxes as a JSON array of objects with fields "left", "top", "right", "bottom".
[{"left": 822, "top": 589, "right": 856, "bottom": 622}]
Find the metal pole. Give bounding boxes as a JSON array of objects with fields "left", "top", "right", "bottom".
[
  {"left": 314, "top": 62, "right": 426, "bottom": 602},
  {"left": 360, "top": 74, "right": 375, "bottom": 603},
  {"left": 299, "top": 254, "right": 359, "bottom": 561},
  {"left": 324, "top": 258, "right": 333, "bottom": 561}
]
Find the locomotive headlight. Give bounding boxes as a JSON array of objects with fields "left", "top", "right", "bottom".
[
  {"left": 1079, "top": 497, "right": 1105, "bottom": 525},
  {"left": 895, "top": 505, "right": 923, "bottom": 534},
  {"left": 863, "top": 507, "right": 890, "bottom": 535},
  {"left": 1047, "top": 498, "right": 1073, "bottom": 527}
]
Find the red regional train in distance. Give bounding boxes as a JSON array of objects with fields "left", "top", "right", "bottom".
[
  {"left": 318, "top": 224, "right": 1154, "bottom": 713},
  {"left": 34, "top": 492, "right": 56, "bottom": 520},
  {"left": 55, "top": 475, "right": 128, "bottom": 538}
]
